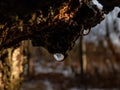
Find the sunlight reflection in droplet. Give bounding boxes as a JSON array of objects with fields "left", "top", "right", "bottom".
[{"left": 53, "top": 53, "right": 64, "bottom": 62}]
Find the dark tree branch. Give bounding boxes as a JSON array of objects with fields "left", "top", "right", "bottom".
[
  {"left": 97, "top": 0, "right": 120, "bottom": 13},
  {"left": 0, "top": 0, "right": 119, "bottom": 55}
]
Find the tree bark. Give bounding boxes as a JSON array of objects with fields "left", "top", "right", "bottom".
[
  {"left": 0, "top": 0, "right": 105, "bottom": 54},
  {"left": 0, "top": 0, "right": 119, "bottom": 54},
  {"left": 0, "top": 43, "right": 25, "bottom": 90}
]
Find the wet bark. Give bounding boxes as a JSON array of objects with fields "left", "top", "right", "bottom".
[
  {"left": 0, "top": 0, "right": 119, "bottom": 54},
  {"left": 0, "top": 0, "right": 105, "bottom": 54}
]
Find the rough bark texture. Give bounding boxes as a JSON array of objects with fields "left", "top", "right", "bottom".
[
  {"left": 0, "top": 0, "right": 105, "bottom": 55},
  {"left": 0, "top": 43, "right": 25, "bottom": 90},
  {"left": 0, "top": 0, "right": 119, "bottom": 54},
  {"left": 0, "top": 0, "right": 120, "bottom": 90}
]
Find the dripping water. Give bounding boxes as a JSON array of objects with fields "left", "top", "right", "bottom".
[{"left": 53, "top": 53, "right": 64, "bottom": 62}]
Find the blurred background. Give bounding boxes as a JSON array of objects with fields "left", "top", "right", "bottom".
[{"left": 20, "top": 7, "right": 120, "bottom": 90}]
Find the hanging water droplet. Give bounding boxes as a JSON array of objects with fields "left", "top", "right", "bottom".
[{"left": 53, "top": 53, "right": 64, "bottom": 62}]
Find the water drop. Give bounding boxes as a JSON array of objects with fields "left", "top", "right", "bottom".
[{"left": 53, "top": 53, "right": 64, "bottom": 62}]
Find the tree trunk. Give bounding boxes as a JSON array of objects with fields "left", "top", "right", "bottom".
[{"left": 0, "top": 43, "right": 25, "bottom": 90}]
